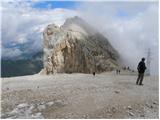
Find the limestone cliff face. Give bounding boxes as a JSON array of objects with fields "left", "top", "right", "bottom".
[{"left": 41, "top": 16, "right": 119, "bottom": 74}]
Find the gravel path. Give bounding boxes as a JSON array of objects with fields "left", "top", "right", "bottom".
[{"left": 1, "top": 72, "right": 159, "bottom": 119}]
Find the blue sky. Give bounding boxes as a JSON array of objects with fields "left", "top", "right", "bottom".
[
  {"left": 30, "top": 1, "right": 151, "bottom": 19},
  {"left": 32, "top": 1, "right": 129, "bottom": 17},
  {"left": 32, "top": 1, "right": 79, "bottom": 9}
]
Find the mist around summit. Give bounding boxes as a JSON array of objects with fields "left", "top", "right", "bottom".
[{"left": 75, "top": 2, "right": 158, "bottom": 75}]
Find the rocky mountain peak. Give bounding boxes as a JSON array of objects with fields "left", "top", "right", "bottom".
[
  {"left": 40, "top": 16, "right": 119, "bottom": 75},
  {"left": 62, "top": 16, "right": 98, "bottom": 35}
]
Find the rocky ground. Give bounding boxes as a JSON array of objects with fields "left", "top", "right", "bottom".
[{"left": 1, "top": 71, "right": 159, "bottom": 119}]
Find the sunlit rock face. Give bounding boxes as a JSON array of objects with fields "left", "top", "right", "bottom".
[{"left": 41, "top": 16, "right": 119, "bottom": 74}]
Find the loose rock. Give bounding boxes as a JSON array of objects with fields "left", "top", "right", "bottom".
[
  {"left": 127, "top": 106, "right": 132, "bottom": 110},
  {"left": 114, "top": 90, "right": 120, "bottom": 94},
  {"left": 140, "top": 114, "right": 145, "bottom": 117},
  {"left": 153, "top": 101, "right": 157, "bottom": 105},
  {"left": 17, "top": 103, "right": 29, "bottom": 109},
  {"left": 46, "top": 101, "right": 54, "bottom": 107},
  {"left": 37, "top": 105, "right": 46, "bottom": 111},
  {"left": 128, "top": 111, "right": 134, "bottom": 116},
  {"left": 111, "top": 107, "right": 116, "bottom": 113}
]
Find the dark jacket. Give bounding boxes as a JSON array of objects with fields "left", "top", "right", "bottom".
[{"left": 137, "top": 61, "right": 147, "bottom": 73}]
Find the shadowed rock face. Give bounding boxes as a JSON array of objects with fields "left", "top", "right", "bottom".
[{"left": 41, "top": 16, "right": 119, "bottom": 74}]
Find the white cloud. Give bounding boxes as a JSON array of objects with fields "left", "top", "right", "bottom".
[
  {"left": 76, "top": 1, "right": 158, "bottom": 74},
  {"left": 2, "top": 47, "right": 22, "bottom": 58},
  {"left": 1, "top": 1, "right": 79, "bottom": 57}
]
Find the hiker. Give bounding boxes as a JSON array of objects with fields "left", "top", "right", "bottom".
[
  {"left": 136, "top": 58, "right": 147, "bottom": 85},
  {"left": 119, "top": 70, "right": 121, "bottom": 74},
  {"left": 93, "top": 72, "right": 95, "bottom": 76},
  {"left": 127, "top": 66, "right": 130, "bottom": 71},
  {"left": 116, "top": 69, "right": 118, "bottom": 75}
]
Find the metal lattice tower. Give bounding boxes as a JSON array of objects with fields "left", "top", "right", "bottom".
[{"left": 146, "top": 48, "right": 151, "bottom": 75}]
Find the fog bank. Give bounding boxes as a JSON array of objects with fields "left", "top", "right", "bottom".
[{"left": 76, "top": 1, "right": 159, "bottom": 75}]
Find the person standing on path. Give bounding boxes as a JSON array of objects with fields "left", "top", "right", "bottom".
[{"left": 136, "top": 58, "right": 147, "bottom": 85}]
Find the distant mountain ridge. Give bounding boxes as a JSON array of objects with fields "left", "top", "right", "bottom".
[{"left": 1, "top": 51, "right": 43, "bottom": 77}]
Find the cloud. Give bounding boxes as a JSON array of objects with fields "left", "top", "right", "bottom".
[
  {"left": 1, "top": 1, "right": 158, "bottom": 75},
  {"left": 2, "top": 47, "right": 22, "bottom": 58},
  {"left": 1, "top": 1, "right": 78, "bottom": 58},
  {"left": 75, "top": 1, "right": 158, "bottom": 74}
]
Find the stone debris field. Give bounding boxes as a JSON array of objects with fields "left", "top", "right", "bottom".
[{"left": 1, "top": 72, "right": 159, "bottom": 119}]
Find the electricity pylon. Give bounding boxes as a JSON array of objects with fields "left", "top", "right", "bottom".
[{"left": 146, "top": 48, "right": 151, "bottom": 76}]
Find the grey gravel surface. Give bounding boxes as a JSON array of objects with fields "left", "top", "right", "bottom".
[{"left": 1, "top": 72, "right": 159, "bottom": 119}]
